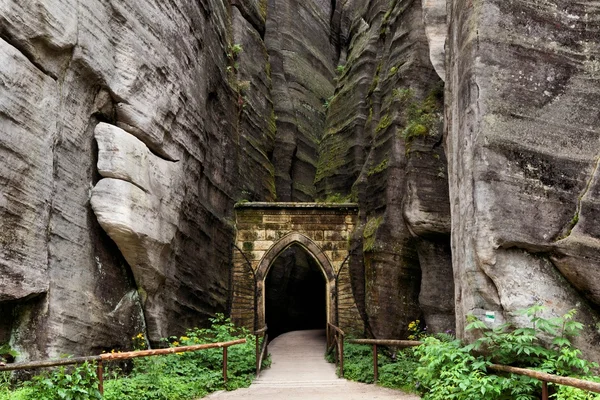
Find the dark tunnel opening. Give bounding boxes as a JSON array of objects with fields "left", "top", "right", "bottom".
[{"left": 265, "top": 244, "right": 327, "bottom": 339}]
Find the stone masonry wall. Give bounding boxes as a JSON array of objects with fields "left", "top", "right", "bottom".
[{"left": 232, "top": 203, "right": 363, "bottom": 334}]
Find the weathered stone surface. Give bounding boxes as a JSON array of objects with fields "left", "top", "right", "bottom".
[
  {"left": 91, "top": 122, "right": 186, "bottom": 339},
  {"left": 0, "top": 38, "right": 55, "bottom": 303},
  {"left": 265, "top": 0, "right": 337, "bottom": 201},
  {"left": 232, "top": 203, "right": 362, "bottom": 334},
  {"left": 317, "top": 0, "right": 454, "bottom": 339},
  {"left": 232, "top": 7, "right": 277, "bottom": 201},
  {"left": 0, "top": 0, "right": 274, "bottom": 359},
  {"left": 421, "top": 0, "right": 446, "bottom": 81},
  {"left": 232, "top": 0, "right": 267, "bottom": 37},
  {"left": 446, "top": 0, "right": 600, "bottom": 359}
]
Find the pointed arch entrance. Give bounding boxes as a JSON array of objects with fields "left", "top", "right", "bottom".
[
  {"left": 230, "top": 202, "right": 364, "bottom": 335},
  {"left": 255, "top": 233, "right": 336, "bottom": 332}
]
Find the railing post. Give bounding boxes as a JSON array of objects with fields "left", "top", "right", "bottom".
[
  {"left": 373, "top": 344, "right": 378, "bottom": 382},
  {"left": 339, "top": 334, "right": 344, "bottom": 378},
  {"left": 256, "top": 335, "right": 260, "bottom": 376},
  {"left": 223, "top": 346, "right": 228, "bottom": 383},
  {"left": 542, "top": 381, "right": 549, "bottom": 400},
  {"left": 334, "top": 336, "right": 338, "bottom": 366},
  {"left": 97, "top": 360, "right": 104, "bottom": 395}
]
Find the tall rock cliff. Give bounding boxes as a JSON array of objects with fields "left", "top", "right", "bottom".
[
  {"left": 316, "top": 0, "right": 454, "bottom": 338},
  {"left": 446, "top": 0, "right": 600, "bottom": 359},
  {"left": 1, "top": 0, "right": 600, "bottom": 363},
  {"left": 0, "top": 0, "right": 275, "bottom": 359}
]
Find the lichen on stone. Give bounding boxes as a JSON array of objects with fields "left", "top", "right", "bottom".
[{"left": 363, "top": 216, "right": 383, "bottom": 252}]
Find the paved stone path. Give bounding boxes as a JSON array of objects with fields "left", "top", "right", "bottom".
[{"left": 203, "top": 329, "right": 420, "bottom": 400}]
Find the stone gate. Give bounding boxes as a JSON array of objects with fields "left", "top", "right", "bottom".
[{"left": 231, "top": 202, "right": 364, "bottom": 335}]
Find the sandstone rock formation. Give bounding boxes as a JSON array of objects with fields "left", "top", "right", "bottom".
[
  {"left": 446, "top": 0, "right": 600, "bottom": 358},
  {"left": 316, "top": 0, "right": 455, "bottom": 338},
  {"left": 91, "top": 122, "right": 184, "bottom": 340},
  {"left": 1, "top": 0, "right": 600, "bottom": 364},
  {"left": 0, "top": 0, "right": 271, "bottom": 359}
]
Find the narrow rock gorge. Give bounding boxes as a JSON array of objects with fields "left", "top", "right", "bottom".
[{"left": 1, "top": 0, "right": 599, "bottom": 363}]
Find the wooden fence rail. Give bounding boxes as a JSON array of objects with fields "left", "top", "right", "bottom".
[
  {"left": 0, "top": 338, "right": 247, "bottom": 395},
  {"left": 344, "top": 337, "right": 600, "bottom": 399},
  {"left": 327, "top": 323, "right": 345, "bottom": 378}
]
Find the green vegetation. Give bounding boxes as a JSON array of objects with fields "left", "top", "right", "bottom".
[
  {"left": 363, "top": 216, "right": 383, "bottom": 252},
  {"left": 368, "top": 63, "right": 382, "bottom": 96},
  {"left": 375, "top": 114, "right": 392, "bottom": 134},
  {"left": 0, "top": 315, "right": 266, "bottom": 400},
  {"left": 558, "top": 211, "right": 580, "bottom": 240},
  {"left": 323, "top": 95, "right": 335, "bottom": 109},
  {"left": 258, "top": 0, "right": 268, "bottom": 20},
  {"left": 336, "top": 306, "right": 600, "bottom": 400},
  {"left": 367, "top": 158, "right": 389, "bottom": 177},
  {"left": 0, "top": 344, "right": 16, "bottom": 364},
  {"left": 379, "top": 0, "right": 398, "bottom": 38},
  {"left": 399, "top": 87, "right": 442, "bottom": 144},
  {"left": 318, "top": 193, "right": 355, "bottom": 203},
  {"left": 336, "top": 64, "right": 345, "bottom": 76},
  {"left": 338, "top": 342, "right": 419, "bottom": 392},
  {"left": 392, "top": 88, "right": 415, "bottom": 104},
  {"left": 227, "top": 44, "right": 243, "bottom": 60}
]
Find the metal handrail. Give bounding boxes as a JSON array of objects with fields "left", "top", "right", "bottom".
[
  {"left": 0, "top": 338, "right": 247, "bottom": 395},
  {"left": 346, "top": 338, "right": 600, "bottom": 399}
]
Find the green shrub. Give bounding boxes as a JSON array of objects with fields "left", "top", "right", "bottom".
[
  {"left": 23, "top": 361, "right": 102, "bottom": 400},
  {"left": 342, "top": 343, "right": 377, "bottom": 383},
  {"left": 336, "top": 306, "right": 600, "bottom": 400},
  {"left": 414, "top": 306, "right": 600, "bottom": 400},
  {"left": 1, "top": 314, "right": 264, "bottom": 400},
  {"left": 329, "top": 342, "right": 419, "bottom": 391}
]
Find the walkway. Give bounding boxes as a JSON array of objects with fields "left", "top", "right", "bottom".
[{"left": 203, "top": 329, "right": 420, "bottom": 400}]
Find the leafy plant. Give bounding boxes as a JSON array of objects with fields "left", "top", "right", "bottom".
[
  {"left": 414, "top": 306, "right": 600, "bottom": 400},
  {"left": 2, "top": 315, "right": 265, "bottom": 400},
  {"left": 227, "top": 44, "right": 243, "bottom": 59},
  {"left": 26, "top": 361, "right": 102, "bottom": 400},
  {"left": 328, "top": 341, "right": 419, "bottom": 392},
  {"left": 323, "top": 95, "right": 335, "bottom": 109},
  {"left": 0, "top": 344, "right": 17, "bottom": 364},
  {"left": 336, "top": 306, "right": 600, "bottom": 400}
]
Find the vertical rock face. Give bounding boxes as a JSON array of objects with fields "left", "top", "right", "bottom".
[
  {"left": 421, "top": 0, "right": 446, "bottom": 81},
  {"left": 3, "top": 0, "right": 600, "bottom": 363},
  {"left": 265, "top": 0, "right": 337, "bottom": 201},
  {"left": 0, "top": 0, "right": 276, "bottom": 358},
  {"left": 316, "top": 0, "right": 455, "bottom": 338},
  {"left": 446, "top": 0, "right": 600, "bottom": 359}
]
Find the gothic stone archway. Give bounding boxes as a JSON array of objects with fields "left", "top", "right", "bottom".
[{"left": 231, "top": 202, "right": 363, "bottom": 335}]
